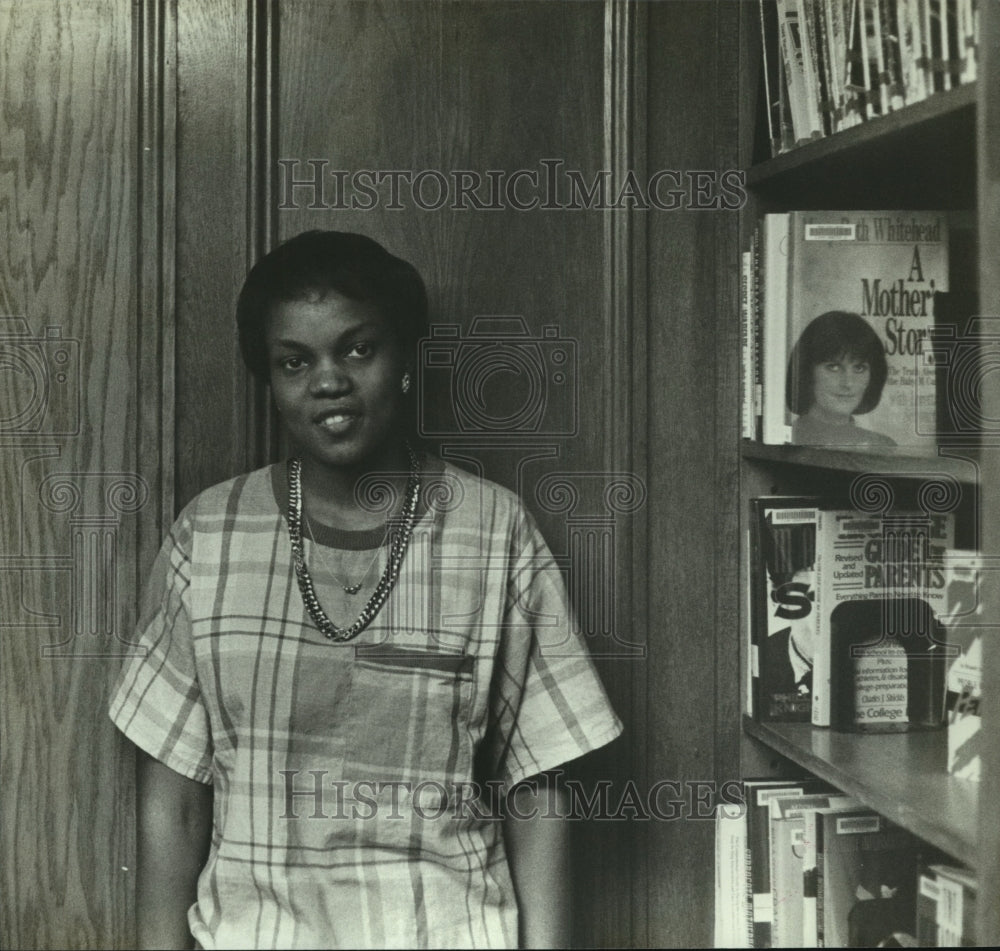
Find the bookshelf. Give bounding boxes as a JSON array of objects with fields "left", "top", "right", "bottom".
[{"left": 736, "top": 1, "right": 1000, "bottom": 945}]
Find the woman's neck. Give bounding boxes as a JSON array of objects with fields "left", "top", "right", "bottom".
[
  {"left": 299, "top": 444, "right": 412, "bottom": 530},
  {"left": 805, "top": 405, "right": 855, "bottom": 427}
]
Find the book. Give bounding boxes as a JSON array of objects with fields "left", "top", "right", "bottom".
[
  {"left": 760, "top": 0, "right": 978, "bottom": 157},
  {"left": 802, "top": 800, "right": 862, "bottom": 947},
  {"left": 715, "top": 800, "right": 751, "bottom": 948},
  {"left": 812, "top": 507, "right": 954, "bottom": 728},
  {"left": 743, "top": 249, "right": 755, "bottom": 440},
  {"left": 932, "top": 863, "right": 977, "bottom": 946},
  {"left": 746, "top": 779, "right": 829, "bottom": 947},
  {"left": 879, "top": 0, "right": 906, "bottom": 111},
  {"left": 760, "top": 210, "right": 949, "bottom": 453},
  {"left": 916, "top": 863, "right": 942, "bottom": 947},
  {"left": 899, "top": 0, "right": 930, "bottom": 104},
  {"left": 942, "top": 549, "right": 983, "bottom": 780},
  {"left": 769, "top": 792, "right": 855, "bottom": 947},
  {"left": 821, "top": 0, "right": 847, "bottom": 130},
  {"left": 751, "top": 227, "right": 764, "bottom": 439},
  {"left": 750, "top": 498, "right": 819, "bottom": 722},
  {"left": 778, "top": 0, "right": 825, "bottom": 143},
  {"left": 815, "top": 809, "right": 924, "bottom": 948}
]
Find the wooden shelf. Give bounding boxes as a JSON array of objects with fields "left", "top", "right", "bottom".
[
  {"left": 740, "top": 439, "right": 982, "bottom": 484},
  {"left": 746, "top": 85, "right": 977, "bottom": 211},
  {"left": 743, "top": 717, "right": 978, "bottom": 868}
]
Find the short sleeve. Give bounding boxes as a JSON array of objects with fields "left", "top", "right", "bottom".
[
  {"left": 109, "top": 508, "right": 213, "bottom": 784},
  {"left": 487, "top": 506, "right": 624, "bottom": 787}
]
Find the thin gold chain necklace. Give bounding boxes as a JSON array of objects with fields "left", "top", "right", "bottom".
[
  {"left": 303, "top": 511, "right": 387, "bottom": 595},
  {"left": 286, "top": 445, "right": 421, "bottom": 641}
]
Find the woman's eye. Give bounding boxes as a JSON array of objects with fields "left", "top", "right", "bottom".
[
  {"left": 280, "top": 356, "right": 306, "bottom": 371},
  {"left": 347, "top": 341, "right": 374, "bottom": 359},
  {"left": 852, "top": 363, "right": 869, "bottom": 374},
  {"left": 823, "top": 362, "right": 842, "bottom": 372}
]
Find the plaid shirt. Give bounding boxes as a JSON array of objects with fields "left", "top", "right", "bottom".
[{"left": 110, "top": 459, "right": 622, "bottom": 949}]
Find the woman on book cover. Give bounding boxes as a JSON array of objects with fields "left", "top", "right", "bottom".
[{"left": 786, "top": 311, "right": 896, "bottom": 450}]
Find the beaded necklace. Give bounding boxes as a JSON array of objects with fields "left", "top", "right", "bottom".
[{"left": 286, "top": 445, "right": 421, "bottom": 641}]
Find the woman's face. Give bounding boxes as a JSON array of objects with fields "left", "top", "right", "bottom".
[
  {"left": 266, "top": 292, "right": 407, "bottom": 473},
  {"left": 810, "top": 353, "right": 871, "bottom": 422}
]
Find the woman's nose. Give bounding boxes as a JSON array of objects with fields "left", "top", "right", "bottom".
[{"left": 308, "top": 361, "right": 350, "bottom": 396}]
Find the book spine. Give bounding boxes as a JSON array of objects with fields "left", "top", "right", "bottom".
[
  {"left": 901, "top": 0, "right": 928, "bottom": 103},
  {"left": 936, "top": 871, "right": 965, "bottom": 945},
  {"left": 752, "top": 226, "right": 763, "bottom": 440},
  {"left": 928, "top": 0, "right": 945, "bottom": 92},
  {"left": 715, "top": 804, "right": 750, "bottom": 947},
  {"left": 777, "top": 15, "right": 797, "bottom": 150},
  {"left": 845, "top": 0, "right": 868, "bottom": 123},
  {"left": 815, "top": 817, "right": 827, "bottom": 946},
  {"left": 760, "top": 0, "right": 780, "bottom": 155},
  {"left": 768, "top": 810, "right": 790, "bottom": 948},
  {"left": 823, "top": 0, "right": 845, "bottom": 130},
  {"left": 801, "top": 810, "right": 820, "bottom": 948},
  {"left": 799, "top": 0, "right": 828, "bottom": 135},
  {"left": 958, "top": 0, "right": 974, "bottom": 83},
  {"left": 966, "top": 0, "right": 978, "bottom": 82},
  {"left": 940, "top": 0, "right": 952, "bottom": 89},
  {"left": 761, "top": 214, "right": 791, "bottom": 445},
  {"left": 779, "top": 0, "right": 818, "bottom": 142},
  {"left": 742, "top": 250, "right": 754, "bottom": 440},
  {"left": 882, "top": 0, "right": 906, "bottom": 109},
  {"left": 916, "top": 867, "right": 941, "bottom": 946},
  {"left": 862, "top": 0, "right": 883, "bottom": 116},
  {"left": 945, "top": 0, "right": 963, "bottom": 86},
  {"left": 812, "top": 0, "right": 835, "bottom": 134},
  {"left": 746, "top": 526, "right": 756, "bottom": 719},
  {"left": 911, "top": 0, "right": 931, "bottom": 97},
  {"left": 871, "top": 0, "right": 890, "bottom": 114},
  {"left": 812, "top": 509, "right": 831, "bottom": 726},
  {"left": 749, "top": 508, "right": 762, "bottom": 720}
]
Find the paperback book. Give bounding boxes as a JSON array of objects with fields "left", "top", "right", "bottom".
[
  {"left": 750, "top": 497, "right": 819, "bottom": 722},
  {"left": 745, "top": 779, "right": 829, "bottom": 948},
  {"left": 815, "top": 809, "right": 924, "bottom": 948},
  {"left": 760, "top": 210, "right": 949, "bottom": 453},
  {"left": 768, "top": 791, "right": 855, "bottom": 947},
  {"left": 942, "top": 549, "right": 983, "bottom": 780},
  {"left": 801, "top": 799, "right": 862, "bottom": 947},
  {"left": 812, "top": 507, "right": 954, "bottom": 728}
]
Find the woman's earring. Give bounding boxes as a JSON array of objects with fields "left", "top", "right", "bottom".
[{"left": 401, "top": 372, "right": 411, "bottom": 394}]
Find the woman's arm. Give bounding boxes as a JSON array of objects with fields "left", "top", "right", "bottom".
[
  {"left": 135, "top": 747, "right": 213, "bottom": 950},
  {"left": 503, "top": 777, "right": 572, "bottom": 949}
]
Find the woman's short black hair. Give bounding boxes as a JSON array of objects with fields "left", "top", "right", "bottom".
[
  {"left": 786, "top": 310, "right": 888, "bottom": 415},
  {"left": 236, "top": 230, "right": 429, "bottom": 382}
]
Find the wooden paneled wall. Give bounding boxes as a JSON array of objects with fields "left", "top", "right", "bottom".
[
  {"left": 1, "top": 2, "right": 740, "bottom": 947},
  {"left": 1, "top": 1, "right": 138, "bottom": 947},
  {"left": 645, "top": 2, "right": 742, "bottom": 945}
]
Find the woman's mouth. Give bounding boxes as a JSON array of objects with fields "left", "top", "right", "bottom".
[{"left": 314, "top": 410, "right": 360, "bottom": 435}]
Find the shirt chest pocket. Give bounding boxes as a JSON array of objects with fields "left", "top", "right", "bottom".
[{"left": 343, "top": 648, "right": 475, "bottom": 787}]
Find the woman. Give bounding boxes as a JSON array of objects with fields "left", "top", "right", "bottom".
[
  {"left": 785, "top": 310, "right": 896, "bottom": 450},
  {"left": 110, "top": 231, "right": 622, "bottom": 949}
]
